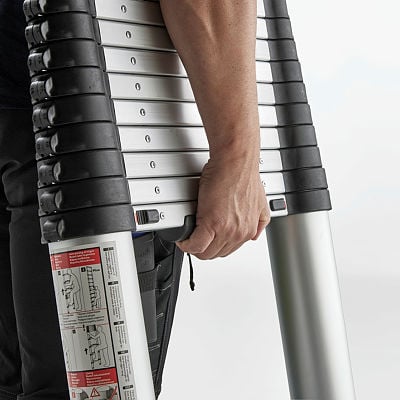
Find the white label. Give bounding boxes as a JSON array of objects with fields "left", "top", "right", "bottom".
[{"left": 50, "top": 242, "right": 137, "bottom": 400}]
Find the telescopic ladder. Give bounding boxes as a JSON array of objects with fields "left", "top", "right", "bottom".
[{"left": 23, "top": 0, "right": 356, "bottom": 399}]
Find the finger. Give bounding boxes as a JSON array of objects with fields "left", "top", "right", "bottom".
[
  {"left": 251, "top": 209, "right": 270, "bottom": 241},
  {"left": 175, "top": 224, "right": 215, "bottom": 254},
  {"left": 192, "top": 237, "right": 229, "bottom": 260},
  {"left": 219, "top": 241, "right": 244, "bottom": 258}
]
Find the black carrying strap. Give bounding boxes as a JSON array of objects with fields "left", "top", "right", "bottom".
[{"left": 133, "top": 231, "right": 185, "bottom": 398}]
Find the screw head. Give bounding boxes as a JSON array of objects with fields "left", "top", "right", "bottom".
[
  {"left": 160, "top": 212, "right": 165, "bottom": 220},
  {"left": 139, "top": 108, "right": 146, "bottom": 116},
  {"left": 155, "top": 186, "right": 160, "bottom": 194},
  {"left": 135, "top": 82, "right": 141, "bottom": 91},
  {"left": 145, "top": 135, "right": 151, "bottom": 143},
  {"left": 121, "top": 5, "right": 127, "bottom": 13},
  {"left": 130, "top": 56, "right": 136, "bottom": 65},
  {"left": 126, "top": 31, "right": 132, "bottom": 39},
  {"left": 150, "top": 161, "right": 156, "bottom": 168}
]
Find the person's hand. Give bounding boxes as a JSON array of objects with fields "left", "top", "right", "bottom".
[{"left": 175, "top": 155, "right": 271, "bottom": 259}]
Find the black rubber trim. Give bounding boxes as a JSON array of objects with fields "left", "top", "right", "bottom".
[
  {"left": 40, "top": 204, "right": 136, "bottom": 242},
  {"left": 30, "top": 67, "right": 109, "bottom": 104},
  {"left": 263, "top": 0, "right": 289, "bottom": 18},
  {"left": 277, "top": 125, "right": 317, "bottom": 148},
  {"left": 269, "top": 40, "right": 298, "bottom": 61},
  {"left": 25, "top": 13, "right": 100, "bottom": 49},
  {"left": 23, "top": 0, "right": 95, "bottom": 22},
  {"left": 273, "top": 82, "right": 307, "bottom": 104},
  {"left": 269, "top": 61, "right": 303, "bottom": 82},
  {"left": 280, "top": 146, "right": 321, "bottom": 170},
  {"left": 283, "top": 168, "right": 328, "bottom": 192},
  {"left": 37, "top": 177, "right": 131, "bottom": 215},
  {"left": 32, "top": 95, "right": 115, "bottom": 132},
  {"left": 35, "top": 122, "right": 120, "bottom": 159},
  {"left": 27, "top": 40, "right": 105, "bottom": 76},
  {"left": 265, "top": 18, "right": 293, "bottom": 39},
  {"left": 37, "top": 149, "right": 125, "bottom": 187},
  {"left": 275, "top": 103, "right": 312, "bottom": 126},
  {"left": 30, "top": 67, "right": 109, "bottom": 102},
  {"left": 286, "top": 189, "right": 332, "bottom": 215}
]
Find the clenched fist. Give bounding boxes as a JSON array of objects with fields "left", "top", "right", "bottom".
[{"left": 176, "top": 156, "right": 271, "bottom": 259}]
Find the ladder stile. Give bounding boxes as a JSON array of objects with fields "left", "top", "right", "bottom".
[{"left": 23, "top": 0, "right": 356, "bottom": 398}]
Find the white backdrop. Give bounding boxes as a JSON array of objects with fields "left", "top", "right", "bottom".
[{"left": 162, "top": 1, "right": 400, "bottom": 398}]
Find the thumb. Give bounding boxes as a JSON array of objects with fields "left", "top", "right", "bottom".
[{"left": 176, "top": 224, "right": 215, "bottom": 254}]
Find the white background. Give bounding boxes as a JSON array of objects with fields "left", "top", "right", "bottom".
[{"left": 162, "top": 0, "right": 400, "bottom": 398}]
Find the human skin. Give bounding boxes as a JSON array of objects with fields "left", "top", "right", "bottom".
[{"left": 160, "top": 0, "right": 271, "bottom": 259}]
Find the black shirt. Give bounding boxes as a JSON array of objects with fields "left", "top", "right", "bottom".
[{"left": 0, "top": 0, "right": 32, "bottom": 109}]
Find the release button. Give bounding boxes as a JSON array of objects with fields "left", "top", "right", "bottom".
[
  {"left": 269, "top": 198, "right": 287, "bottom": 211},
  {"left": 136, "top": 209, "right": 160, "bottom": 225}
]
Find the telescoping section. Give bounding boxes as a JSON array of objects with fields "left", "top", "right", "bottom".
[{"left": 24, "top": 0, "right": 332, "bottom": 244}]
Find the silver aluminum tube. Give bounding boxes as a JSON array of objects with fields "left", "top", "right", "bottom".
[{"left": 266, "top": 211, "right": 356, "bottom": 399}]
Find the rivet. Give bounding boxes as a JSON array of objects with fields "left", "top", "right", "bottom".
[
  {"left": 130, "top": 56, "right": 136, "bottom": 65},
  {"left": 155, "top": 186, "right": 160, "bottom": 194},
  {"left": 135, "top": 82, "right": 141, "bottom": 91},
  {"left": 126, "top": 31, "right": 132, "bottom": 39},
  {"left": 140, "top": 108, "right": 146, "bottom": 116},
  {"left": 121, "top": 5, "right": 127, "bottom": 13},
  {"left": 145, "top": 135, "right": 151, "bottom": 143},
  {"left": 150, "top": 161, "right": 156, "bottom": 168}
]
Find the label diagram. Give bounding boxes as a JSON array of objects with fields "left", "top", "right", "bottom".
[{"left": 50, "top": 244, "right": 138, "bottom": 400}]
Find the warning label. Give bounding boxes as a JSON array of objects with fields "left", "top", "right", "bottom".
[{"left": 50, "top": 243, "right": 137, "bottom": 400}]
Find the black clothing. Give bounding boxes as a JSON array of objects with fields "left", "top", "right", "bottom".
[{"left": 0, "top": 0, "right": 31, "bottom": 109}]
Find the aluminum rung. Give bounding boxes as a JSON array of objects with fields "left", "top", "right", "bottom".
[
  {"left": 122, "top": 150, "right": 282, "bottom": 178},
  {"left": 128, "top": 172, "right": 285, "bottom": 204},
  {"left": 118, "top": 126, "right": 281, "bottom": 151}
]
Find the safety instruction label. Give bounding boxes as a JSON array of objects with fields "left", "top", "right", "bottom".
[{"left": 50, "top": 242, "right": 137, "bottom": 400}]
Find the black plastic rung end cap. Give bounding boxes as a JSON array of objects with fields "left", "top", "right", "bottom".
[
  {"left": 280, "top": 146, "right": 322, "bottom": 170},
  {"left": 262, "top": 0, "right": 289, "bottom": 18},
  {"left": 286, "top": 190, "right": 332, "bottom": 215},
  {"left": 40, "top": 204, "right": 136, "bottom": 243},
  {"left": 277, "top": 125, "right": 317, "bottom": 148}
]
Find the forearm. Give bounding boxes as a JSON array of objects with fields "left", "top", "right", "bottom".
[{"left": 160, "top": 0, "right": 260, "bottom": 163}]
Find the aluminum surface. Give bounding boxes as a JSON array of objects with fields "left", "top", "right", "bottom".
[
  {"left": 98, "top": 21, "right": 271, "bottom": 61},
  {"left": 109, "top": 73, "right": 276, "bottom": 104},
  {"left": 133, "top": 195, "right": 288, "bottom": 231},
  {"left": 123, "top": 150, "right": 282, "bottom": 178},
  {"left": 114, "top": 101, "right": 278, "bottom": 126},
  {"left": 95, "top": 0, "right": 269, "bottom": 39},
  {"left": 266, "top": 212, "right": 356, "bottom": 400},
  {"left": 103, "top": 48, "right": 273, "bottom": 82},
  {"left": 118, "top": 126, "right": 280, "bottom": 152},
  {"left": 127, "top": 172, "right": 285, "bottom": 204}
]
